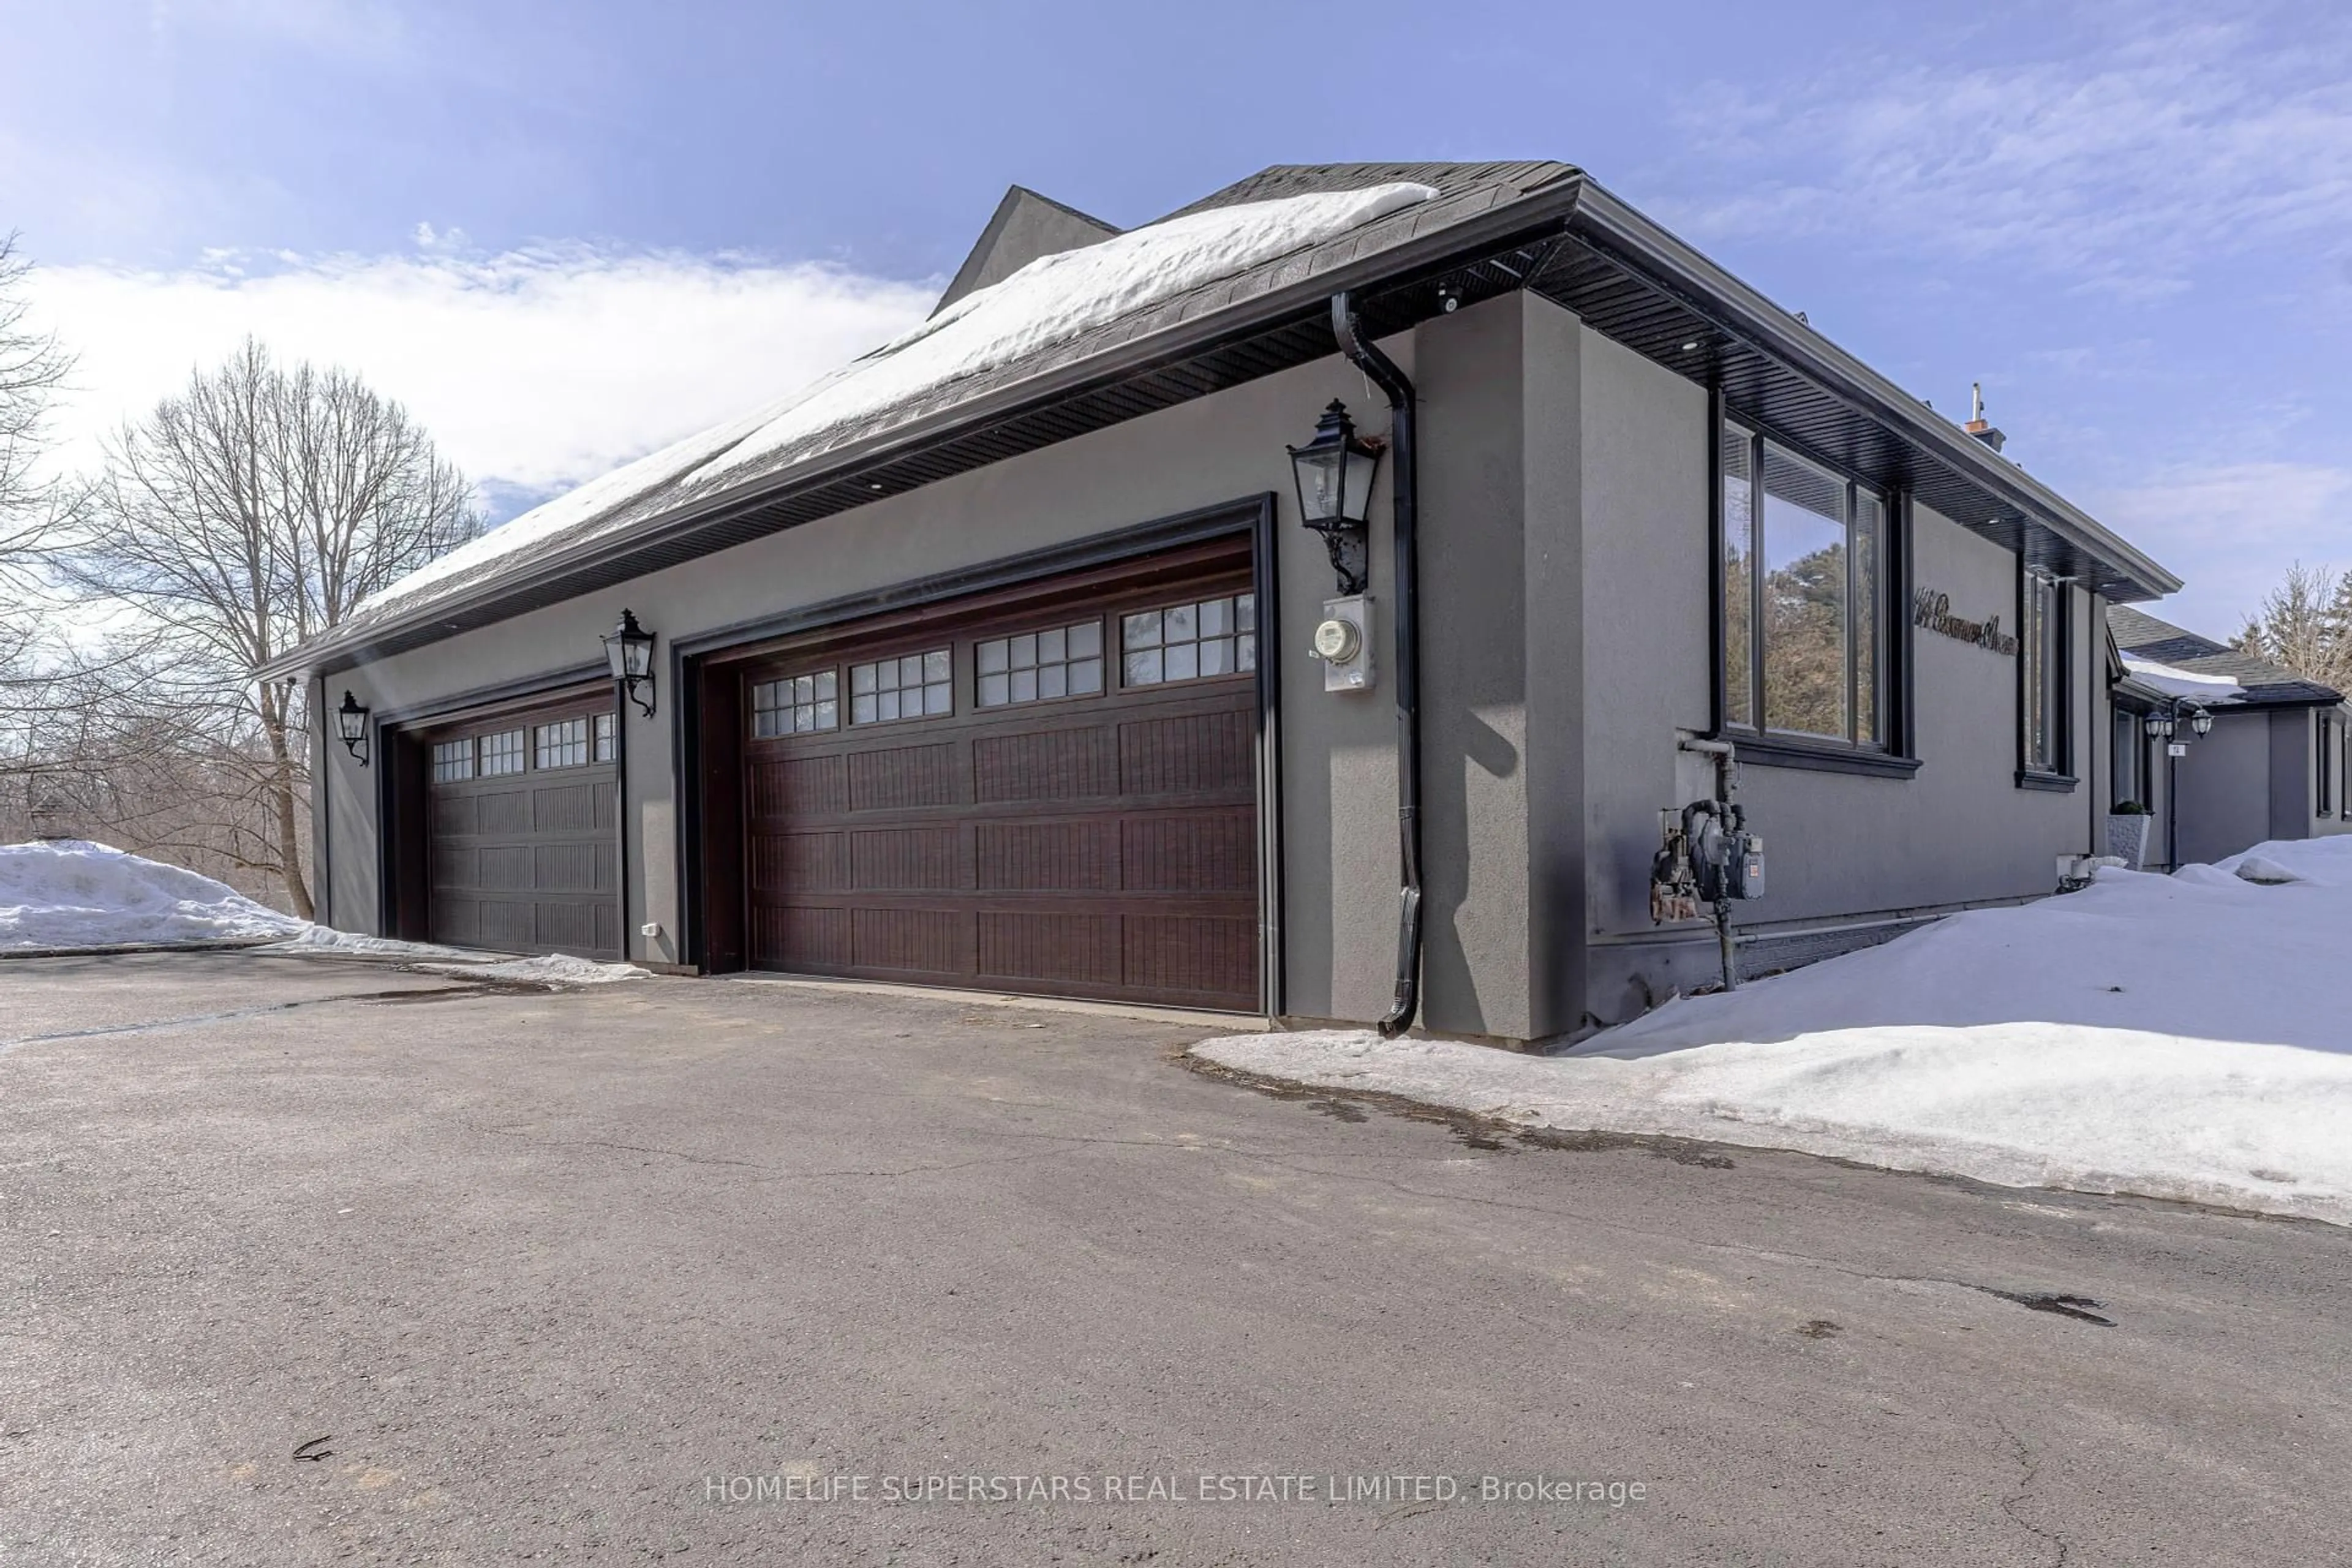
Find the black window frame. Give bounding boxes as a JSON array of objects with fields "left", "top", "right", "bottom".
[
  {"left": 2110, "top": 705, "right": 2145, "bottom": 810},
  {"left": 2319, "top": 709, "right": 2337, "bottom": 818},
  {"left": 2016, "top": 564, "right": 2075, "bottom": 792},
  {"left": 1709, "top": 396, "right": 1918, "bottom": 778}
]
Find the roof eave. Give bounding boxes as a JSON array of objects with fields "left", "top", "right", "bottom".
[
  {"left": 1564, "top": 183, "right": 2182, "bottom": 602},
  {"left": 258, "top": 177, "right": 1592, "bottom": 681}
]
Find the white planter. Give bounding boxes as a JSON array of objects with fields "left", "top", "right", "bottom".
[{"left": 2106, "top": 813, "right": 2152, "bottom": 869}]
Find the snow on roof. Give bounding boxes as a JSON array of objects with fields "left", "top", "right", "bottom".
[
  {"left": 2122, "top": 654, "right": 2247, "bottom": 706},
  {"left": 356, "top": 181, "right": 1439, "bottom": 624}
]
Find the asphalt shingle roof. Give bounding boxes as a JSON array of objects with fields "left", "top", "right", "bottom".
[{"left": 2109, "top": 604, "right": 2343, "bottom": 707}]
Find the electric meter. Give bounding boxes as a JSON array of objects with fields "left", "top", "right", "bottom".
[{"left": 1311, "top": 617, "right": 1361, "bottom": 662}]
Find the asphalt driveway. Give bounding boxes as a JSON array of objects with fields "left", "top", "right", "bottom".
[{"left": 2, "top": 951, "right": 2347, "bottom": 1565}]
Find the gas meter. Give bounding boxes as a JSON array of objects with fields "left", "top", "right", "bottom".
[{"left": 1651, "top": 785, "right": 1764, "bottom": 991}]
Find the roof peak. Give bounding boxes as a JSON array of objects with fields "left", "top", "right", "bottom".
[{"left": 933, "top": 184, "right": 1121, "bottom": 317}]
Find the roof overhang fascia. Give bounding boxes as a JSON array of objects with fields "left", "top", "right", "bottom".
[{"left": 1561, "top": 182, "right": 2181, "bottom": 603}]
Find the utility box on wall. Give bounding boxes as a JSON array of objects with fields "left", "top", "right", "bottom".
[{"left": 1313, "top": 595, "right": 1374, "bottom": 693}]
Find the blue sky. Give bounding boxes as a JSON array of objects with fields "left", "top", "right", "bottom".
[{"left": 6, "top": 0, "right": 2349, "bottom": 630}]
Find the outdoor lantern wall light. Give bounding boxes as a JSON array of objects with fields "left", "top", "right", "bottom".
[
  {"left": 603, "top": 608, "right": 657, "bottom": 718},
  {"left": 2143, "top": 701, "right": 2214, "bottom": 741},
  {"left": 335, "top": 690, "right": 370, "bottom": 764},
  {"left": 1287, "top": 398, "right": 1384, "bottom": 597}
]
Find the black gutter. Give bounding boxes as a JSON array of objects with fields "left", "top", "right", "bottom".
[{"left": 1333, "top": 292, "right": 1424, "bottom": 1039}]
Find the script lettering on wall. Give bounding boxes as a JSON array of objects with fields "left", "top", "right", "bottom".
[{"left": 1912, "top": 589, "right": 2019, "bottom": 656}]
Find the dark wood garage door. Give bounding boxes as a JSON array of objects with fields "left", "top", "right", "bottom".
[
  {"left": 737, "top": 546, "right": 1261, "bottom": 1010},
  {"left": 421, "top": 694, "right": 622, "bottom": 960}
]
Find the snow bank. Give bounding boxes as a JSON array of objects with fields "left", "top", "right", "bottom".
[
  {"left": 0, "top": 840, "right": 304, "bottom": 950},
  {"left": 407, "top": 954, "right": 646, "bottom": 986},
  {"left": 0, "top": 840, "right": 644, "bottom": 983},
  {"left": 1197, "top": 837, "right": 2352, "bottom": 1225},
  {"left": 356, "top": 182, "right": 1437, "bottom": 622}
]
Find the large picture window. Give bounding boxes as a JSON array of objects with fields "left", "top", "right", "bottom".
[{"left": 1720, "top": 421, "right": 1885, "bottom": 748}]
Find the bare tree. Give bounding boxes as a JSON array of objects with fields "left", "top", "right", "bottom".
[
  {"left": 60, "top": 340, "right": 480, "bottom": 917},
  {"left": 2233, "top": 562, "right": 2352, "bottom": 693},
  {"left": 0, "top": 233, "right": 73, "bottom": 570}
]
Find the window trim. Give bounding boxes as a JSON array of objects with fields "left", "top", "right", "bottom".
[
  {"left": 2110, "top": 704, "right": 2146, "bottom": 809},
  {"left": 2015, "top": 562, "right": 2076, "bottom": 793},
  {"left": 2319, "top": 709, "right": 2337, "bottom": 818},
  {"left": 1709, "top": 397, "right": 1914, "bottom": 776}
]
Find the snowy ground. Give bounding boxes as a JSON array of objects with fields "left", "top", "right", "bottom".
[
  {"left": 1197, "top": 837, "right": 2352, "bottom": 1227},
  {"left": 0, "top": 841, "right": 643, "bottom": 984}
]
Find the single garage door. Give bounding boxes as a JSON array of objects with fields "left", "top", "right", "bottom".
[
  {"left": 739, "top": 548, "right": 1261, "bottom": 1010},
  {"left": 421, "top": 694, "right": 622, "bottom": 960}
]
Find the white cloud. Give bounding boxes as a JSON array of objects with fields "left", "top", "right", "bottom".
[
  {"left": 23, "top": 243, "right": 938, "bottom": 519},
  {"left": 1663, "top": 11, "right": 2352, "bottom": 297},
  {"left": 2094, "top": 461, "right": 2352, "bottom": 630}
]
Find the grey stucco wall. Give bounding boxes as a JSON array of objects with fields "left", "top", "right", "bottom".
[
  {"left": 1409, "top": 291, "right": 1586, "bottom": 1041},
  {"left": 2264, "top": 704, "right": 2352, "bottom": 846},
  {"left": 1572, "top": 335, "right": 2101, "bottom": 1025},
  {"left": 320, "top": 310, "right": 1577, "bottom": 1036},
  {"left": 2267, "top": 709, "right": 2306, "bottom": 843},
  {"left": 2171, "top": 713, "right": 2274, "bottom": 867}
]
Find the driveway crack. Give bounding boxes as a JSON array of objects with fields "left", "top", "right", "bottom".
[{"left": 1994, "top": 1415, "right": 2073, "bottom": 1567}]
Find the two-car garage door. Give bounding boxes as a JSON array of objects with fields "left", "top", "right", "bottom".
[{"left": 732, "top": 543, "right": 1264, "bottom": 1011}]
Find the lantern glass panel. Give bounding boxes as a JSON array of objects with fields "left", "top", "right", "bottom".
[
  {"left": 1340, "top": 445, "right": 1378, "bottom": 522},
  {"left": 1295, "top": 447, "right": 1348, "bottom": 522}
]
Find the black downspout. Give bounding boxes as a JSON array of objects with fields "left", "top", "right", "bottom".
[
  {"left": 1333, "top": 292, "right": 1423, "bottom": 1039},
  {"left": 315, "top": 673, "right": 333, "bottom": 930},
  {"left": 613, "top": 684, "right": 631, "bottom": 965}
]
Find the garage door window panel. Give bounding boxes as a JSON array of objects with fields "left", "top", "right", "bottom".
[
  {"left": 480, "top": 729, "right": 526, "bottom": 775},
  {"left": 535, "top": 718, "right": 589, "bottom": 769},
  {"left": 754, "top": 671, "right": 839, "bottom": 737},
  {"left": 850, "top": 649, "right": 952, "bottom": 725},
  {"left": 977, "top": 620, "right": 1104, "bottom": 709},
  {"left": 432, "top": 739, "right": 474, "bottom": 782},
  {"left": 1123, "top": 594, "right": 1255, "bottom": 688}
]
